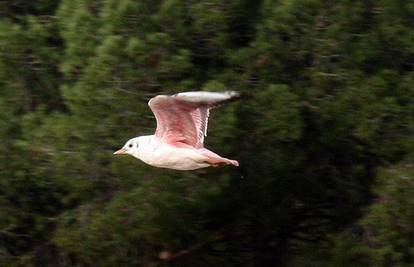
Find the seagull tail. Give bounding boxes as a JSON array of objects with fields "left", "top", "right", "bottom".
[{"left": 229, "top": 159, "right": 239, "bottom": 167}]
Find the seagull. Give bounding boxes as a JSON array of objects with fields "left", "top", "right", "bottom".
[{"left": 114, "top": 91, "right": 240, "bottom": 170}]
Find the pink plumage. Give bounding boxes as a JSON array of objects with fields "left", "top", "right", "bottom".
[{"left": 114, "top": 91, "right": 239, "bottom": 170}]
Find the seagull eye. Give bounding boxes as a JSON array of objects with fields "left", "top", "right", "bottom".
[{"left": 128, "top": 143, "right": 133, "bottom": 148}]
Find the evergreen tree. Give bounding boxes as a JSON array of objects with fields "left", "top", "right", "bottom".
[{"left": 0, "top": 0, "right": 413, "bottom": 266}]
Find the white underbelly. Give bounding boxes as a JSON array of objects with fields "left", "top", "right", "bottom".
[{"left": 140, "top": 145, "right": 210, "bottom": 170}]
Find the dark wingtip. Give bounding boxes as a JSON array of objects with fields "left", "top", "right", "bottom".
[
  {"left": 226, "top": 90, "right": 240, "bottom": 96},
  {"left": 223, "top": 91, "right": 244, "bottom": 104},
  {"left": 224, "top": 90, "right": 241, "bottom": 99}
]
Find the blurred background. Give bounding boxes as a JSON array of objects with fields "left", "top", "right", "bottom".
[{"left": 1, "top": 0, "right": 414, "bottom": 266}]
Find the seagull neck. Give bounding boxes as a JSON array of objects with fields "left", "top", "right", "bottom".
[
  {"left": 136, "top": 135, "right": 159, "bottom": 160},
  {"left": 139, "top": 134, "right": 157, "bottom": 150}
]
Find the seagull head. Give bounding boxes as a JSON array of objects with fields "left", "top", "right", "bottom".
[{"left": 113, "top": 137, "right": 141, "bottom": 158}]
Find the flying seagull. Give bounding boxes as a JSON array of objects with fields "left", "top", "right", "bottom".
[{"left": 114, "top": 91, "right": 240, "bottom": 170}]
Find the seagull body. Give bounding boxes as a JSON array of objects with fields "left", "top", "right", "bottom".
[{"left": 114, "top": 91, "right": 239, "bottom": 170}]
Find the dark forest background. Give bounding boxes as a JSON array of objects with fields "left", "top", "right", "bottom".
[{"left": 1, "top": 0, "right": 414, "bottom": 266}]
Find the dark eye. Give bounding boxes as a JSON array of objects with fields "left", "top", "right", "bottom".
[{"left": 128, "top": 143, "right": 133, "bottom": 148}]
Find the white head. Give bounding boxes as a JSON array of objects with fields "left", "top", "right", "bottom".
[{"left": 113, "top": 137, "right": 143, "bottom": 159}]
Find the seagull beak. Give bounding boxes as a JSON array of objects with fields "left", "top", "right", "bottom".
[{"left": 113, "top": 148, "right": 127, "bottom": 155}]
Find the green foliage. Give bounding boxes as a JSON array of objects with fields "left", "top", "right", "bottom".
[
  {"left": 54, "top": 173, "right": 232, "bottom": 266},
  {"left": 362, "top": 164, "right": 414, "bottom": 266},
  {"left": 326, "top": 164, "right": 414, "bottom": 267},
  {"left": 1, "top": 0, "right": 414, "bottom": 266}
]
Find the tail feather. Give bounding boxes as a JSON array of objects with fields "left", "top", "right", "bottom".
[{"left": 200, "top": 149, "right": 239, "bottom": 168}]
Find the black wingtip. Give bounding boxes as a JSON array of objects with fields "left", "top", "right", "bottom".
[{"left": 225, "top": 90, "right": 241, "bottom": 99}]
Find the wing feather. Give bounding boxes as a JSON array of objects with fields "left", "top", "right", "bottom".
[{"left": 148, "top": 91, "right": 239, "bottom": 148}]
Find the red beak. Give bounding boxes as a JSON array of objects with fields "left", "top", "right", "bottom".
[{"left": 113, "top": 148, "right": 127, "bottom": 155}]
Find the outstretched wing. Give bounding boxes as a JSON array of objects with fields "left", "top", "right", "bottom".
[
  {"left": 148, "top": 91, "right": 239, "bottom": 148},
  {"left": 148, "top": 95, "right": 198, "bottom": 147}
]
